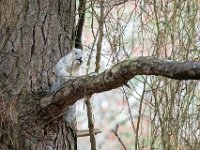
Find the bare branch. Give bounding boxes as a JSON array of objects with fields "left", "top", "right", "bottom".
[
  {"left": 112, "top": 124, "right": 127, "bottom": 150},
  {"left": 41, "top": 56, "right": 200, "bottom": 118}
]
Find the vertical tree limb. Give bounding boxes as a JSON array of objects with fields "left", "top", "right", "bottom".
[
  {"left": 75, "top": 0, "right": 86, "bottom": 49},
  {"left": 95, "top": 0, "right": 104, "bottom": 73}
]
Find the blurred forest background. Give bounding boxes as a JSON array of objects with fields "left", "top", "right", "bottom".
[
  {"left": 76, "top": 0, "right": 200, "bottom": 149},
  {"left": 1, "top": 0, "right": 200, "bottom": 150}
]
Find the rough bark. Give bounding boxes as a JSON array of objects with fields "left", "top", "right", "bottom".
[{"left": 0, "top": 0, "right": 77, "bottom": 149}]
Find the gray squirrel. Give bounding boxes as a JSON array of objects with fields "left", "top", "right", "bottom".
[
  {"left": 50, "top": 48, "right": 83, "bottom": 123},
  {"left": 50, "top": 48, "right": 83, "bottom": 91}
]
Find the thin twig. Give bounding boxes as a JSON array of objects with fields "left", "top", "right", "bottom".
[{"left": 112, "top": 124, "right": 127, "bottom": 150}]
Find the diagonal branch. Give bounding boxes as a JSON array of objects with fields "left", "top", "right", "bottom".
[{"left": 40, "top": 56, "right": 200, "bottom": 119}]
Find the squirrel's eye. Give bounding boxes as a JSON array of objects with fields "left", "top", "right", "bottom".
[{"left": 75, "top": 52, "right": 77, "bottom": 55}]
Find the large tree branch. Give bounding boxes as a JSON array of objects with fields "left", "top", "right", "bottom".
[{"left": 40, "top": 56, "right": 200, "bottom": 119}]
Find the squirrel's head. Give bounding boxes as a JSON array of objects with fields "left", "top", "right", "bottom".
[{"left": 72, "top": 48, "right": 83, "bottom": 64}]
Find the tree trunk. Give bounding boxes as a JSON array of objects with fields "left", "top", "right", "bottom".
[{"left": 0, "top": 0, "right": 77, "bottom": 149}]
